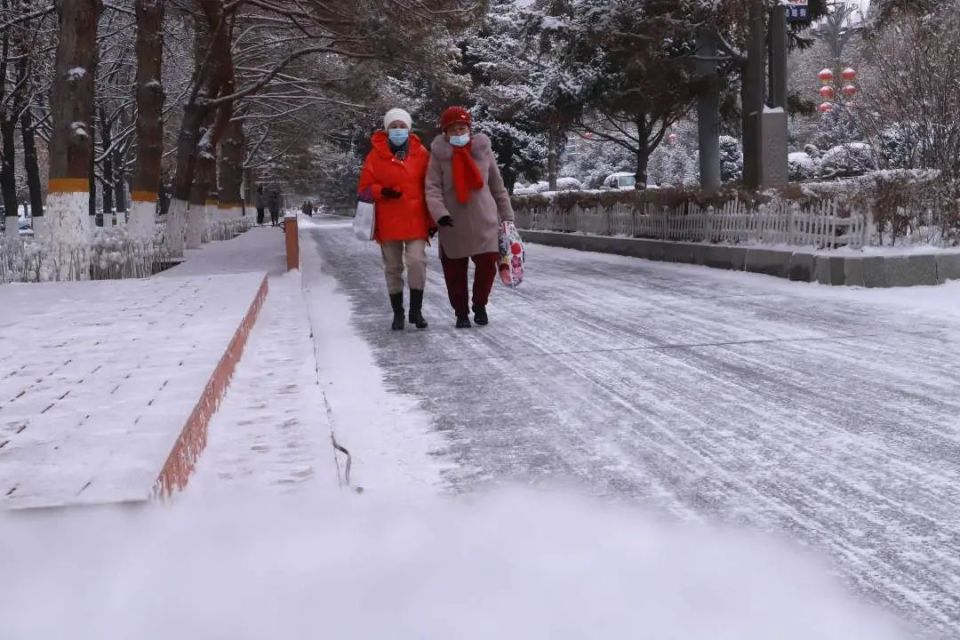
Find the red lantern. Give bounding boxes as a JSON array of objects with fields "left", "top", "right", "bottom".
[
  {"left": 818, "top": 102, "right": 834, "bottom": 114},
  {"left": 842, "top": 67, "right": 857, "bottom": 81},
  {"left": 820, "top": 85, "right": 836, "bottom": 99},
  {"left": 842, "top": 84, "right": 858, "bottom": 97},
  {"left": 818, "top": 68, "right": 834, "bottom": 83}
]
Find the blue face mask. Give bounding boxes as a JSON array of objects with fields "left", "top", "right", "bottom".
[
  {"left": 388, "top": 128, "right": 410, "bottom": 146},
  {"left": 449, "top": 133, "right": 470, "bottom": 148}
]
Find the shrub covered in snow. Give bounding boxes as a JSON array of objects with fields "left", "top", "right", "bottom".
[
  {"left": 788, "top": 152, "right": 819, "bottom": 182},
  {"left": 819, "top": 143, "right": 877, "bottom": 180},
  {"left": 719, "top": 136, "right": 743, "bottom": 184},
  {"left": 555, "top": 177, "right": 584, "bottom": 192},
  {"left": 876, "top": 123, "right": 922, "bottom": 170},
  {"left": 0, "top": 217, "right": 253, "bottom": 283},
  {"left": 89, "top": 226, "right": 163, "bottom": 280},
  {"left": 202, "top": 217, "right": 253, "bottom": 244}
]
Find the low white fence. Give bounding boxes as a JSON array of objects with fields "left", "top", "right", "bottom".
[{"left": 514, "top": 199, "right": 872, "bottom": 250}]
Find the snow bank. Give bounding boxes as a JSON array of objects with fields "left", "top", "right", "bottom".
[{"left": 0, "top": 489, "right": 910, "bottom": 639}]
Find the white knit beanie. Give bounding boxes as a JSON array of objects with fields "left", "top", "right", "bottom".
[{"left": 383, "top": 108, "right": 413, "bottom": 130}]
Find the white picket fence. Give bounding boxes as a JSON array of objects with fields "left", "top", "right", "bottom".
[{"left": 514, "top": 198, "right": 872, "bottom": 250}]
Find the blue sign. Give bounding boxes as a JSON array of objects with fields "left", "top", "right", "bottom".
[{"left": 786, "top": 4, "right": 809, "bottom": 22}]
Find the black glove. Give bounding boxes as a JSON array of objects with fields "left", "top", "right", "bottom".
[
  {"left": 438, "top": 216, "right": 454, "bottom": 227},
  {"left": 429, "top": 227, "right": 439, "bottom": 239},
  {"left": 382, "top": 187, "right": 402, "bottom": 199}
]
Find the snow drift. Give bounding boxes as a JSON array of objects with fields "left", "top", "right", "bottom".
[{"left": 0, "top": 489, "right": 910, "bottom": 639}]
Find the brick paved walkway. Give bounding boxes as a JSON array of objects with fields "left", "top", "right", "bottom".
[{"left": 0, "top": 272, "right": 266, "bottom": 508}]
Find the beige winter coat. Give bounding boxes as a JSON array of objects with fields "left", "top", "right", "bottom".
[{"left": 426, "top": 133, "right": 515, "bottom": 260}]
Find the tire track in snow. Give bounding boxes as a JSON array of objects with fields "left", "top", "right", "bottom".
[{"left": 314, "top": 227, "right": 960, "bottom": 637}]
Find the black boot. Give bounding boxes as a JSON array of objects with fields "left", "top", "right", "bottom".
[
  {"left": 455, "top": 315, "right": 472, "bottom": 329},
  {"left": 389, "top": 292, "right": 405, "bottom": 331},
  {"left": 472, "top": 304, "right": 488, "bottom": 326},
  {"left": 408, "top": 289, "right": 428, "bottom": 329}
]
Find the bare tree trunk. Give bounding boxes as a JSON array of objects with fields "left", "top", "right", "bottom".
[
  {"left": 547, "top": 126, "right": 560, "bottom": 191},
  {"left": 45, "top": 0, "right": 103, "bottom": 279},
  {"left": 166, "top": 1, "right": 231, "bottom": 256},
  {"left": 20, "top": 104, "right": 43, "bottom": 218},
  {"left": 89, "top": 129, "right": 97, "bottom": 220},
  {"left": 187, "top": 109, "right": 215, "bottom": 248},
  {"left": 188, "top": 99, "right": 233, "bottom": 246},
  {"left": 1, "top": 113, "right": 17, "bottom": 226},
  {"left": 130, "top": 0, "right": 164, "bottom": 239},
  {"left": 243, "top": 167, "right": 256, "bottom": 207},
  {"left": 98, "top": 104, "right": 115, "bottom": 224},
  {"left": 696, "top": 31, "right": 722, "bottom": 192},
  {"left": 113, "top": 152, "right": 127, "bottom": 218},
  {"left": 0, "top": 24, "right": 17, "bottom": 234},
  {"left": 741, "top": 0, "right": 765, "bottom": 190},
  {"left": 218, "top": 118, "right": 244, "bottom": 219},
  {"left": 635, "top": 149, "right": 650, "bottom": 190}
]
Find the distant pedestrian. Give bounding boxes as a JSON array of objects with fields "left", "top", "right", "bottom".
[
  {"left": 358, "top": 107, "right": 434, "bottom": 331},
  {"left": 426, "top": 106, "right": 515, "bottom": 328},
  {"left": 255, "top": 185, "right": 266, "bottom": 225},
  {"left": 269, "top": 189, "right": 281, "bottom": 226},
  {"left": 302, "top": 200, "right": 314, "bottom": 217}
]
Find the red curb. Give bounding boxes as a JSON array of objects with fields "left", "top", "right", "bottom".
[{"left": 152, "top": 274, "right": 270, "bottom": 499}]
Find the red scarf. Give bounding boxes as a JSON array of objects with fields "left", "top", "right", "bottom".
[{"left": 452, "top": 145, "right": 484, "bottom": 204}]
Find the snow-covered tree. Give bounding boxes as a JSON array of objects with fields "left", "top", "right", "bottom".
[
  {"left": 461, "top": 0, "right": 578, "bottom": 190},
  {"left": 561, "top": 136, "right": 633, "bottom": 189},
  {"left": 859, "top": 2, "right": 960, "bottom": 180},
  {"left": 813, "top": 104, "right": 864, "bottom": 149},
  {"left": 559, "top": 0, "right": 700, "bottom": 188}
]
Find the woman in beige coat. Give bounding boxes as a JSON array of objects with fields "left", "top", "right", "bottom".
[{"left": 425, "top": 107, "right": 515, "bottom": 328}]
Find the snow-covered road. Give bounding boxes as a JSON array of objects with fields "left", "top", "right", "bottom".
[{"left": 306, "top": 219, "right": 960, "bottom": 637}]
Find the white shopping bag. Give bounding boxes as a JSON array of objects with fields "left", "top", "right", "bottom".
[{"left": 353, "top": 201, "right": 376, "bottom": 241}]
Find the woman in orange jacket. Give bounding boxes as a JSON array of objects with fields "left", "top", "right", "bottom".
[{"left": 358, "top": 108, "right": 434, "bottom": 330}]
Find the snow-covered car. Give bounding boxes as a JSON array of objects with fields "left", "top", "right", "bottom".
[
  {"left": 514, "top": 181, "right": 550, "bottom": 196},
  {"left": 0, "top": 214, "right": 33, "bottom": 237},
  {"left": 602, "top": 172, "right": 637, "bottom": 190}
]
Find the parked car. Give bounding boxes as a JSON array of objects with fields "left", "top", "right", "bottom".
[
  {"left": 603, "top": 172, "right": 638, "bottom": 190},
  {"left": 513, "top": 181, "right": 550, "bottom": 196}
]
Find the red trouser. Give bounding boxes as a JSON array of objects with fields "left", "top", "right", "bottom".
[{"left": 440, "top": 247, "right": 499, "bottom": 316}]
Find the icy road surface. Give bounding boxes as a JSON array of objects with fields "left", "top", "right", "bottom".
[{"left": 306, "top": 219, "right": 960, "bottom": 637}]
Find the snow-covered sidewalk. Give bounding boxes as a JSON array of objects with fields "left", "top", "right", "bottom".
[
  {"left": 189, "top": 219, "right": 445, "bottom": 497},
  {"left": 189, "top": 269, "right": 338, "bottom": 495},
  {"left": 0, "top": 271, "right": 266, "bottom": 508}
]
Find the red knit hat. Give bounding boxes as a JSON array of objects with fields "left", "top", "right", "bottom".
[{"left": 440, "top": 106, "right": 472, "bottom": 131}]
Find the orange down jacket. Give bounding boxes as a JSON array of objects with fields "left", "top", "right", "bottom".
[{"left": 358, "top": 131, "right": 433, "bottom": 243}]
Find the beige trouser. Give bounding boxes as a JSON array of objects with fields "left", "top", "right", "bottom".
[{"left": 381, "top": 240, "right": 427, "bottom": 294}]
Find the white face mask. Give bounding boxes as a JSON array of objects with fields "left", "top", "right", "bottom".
[{"left": 449, "top": 133, "right": 470, "bottom": 148}]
